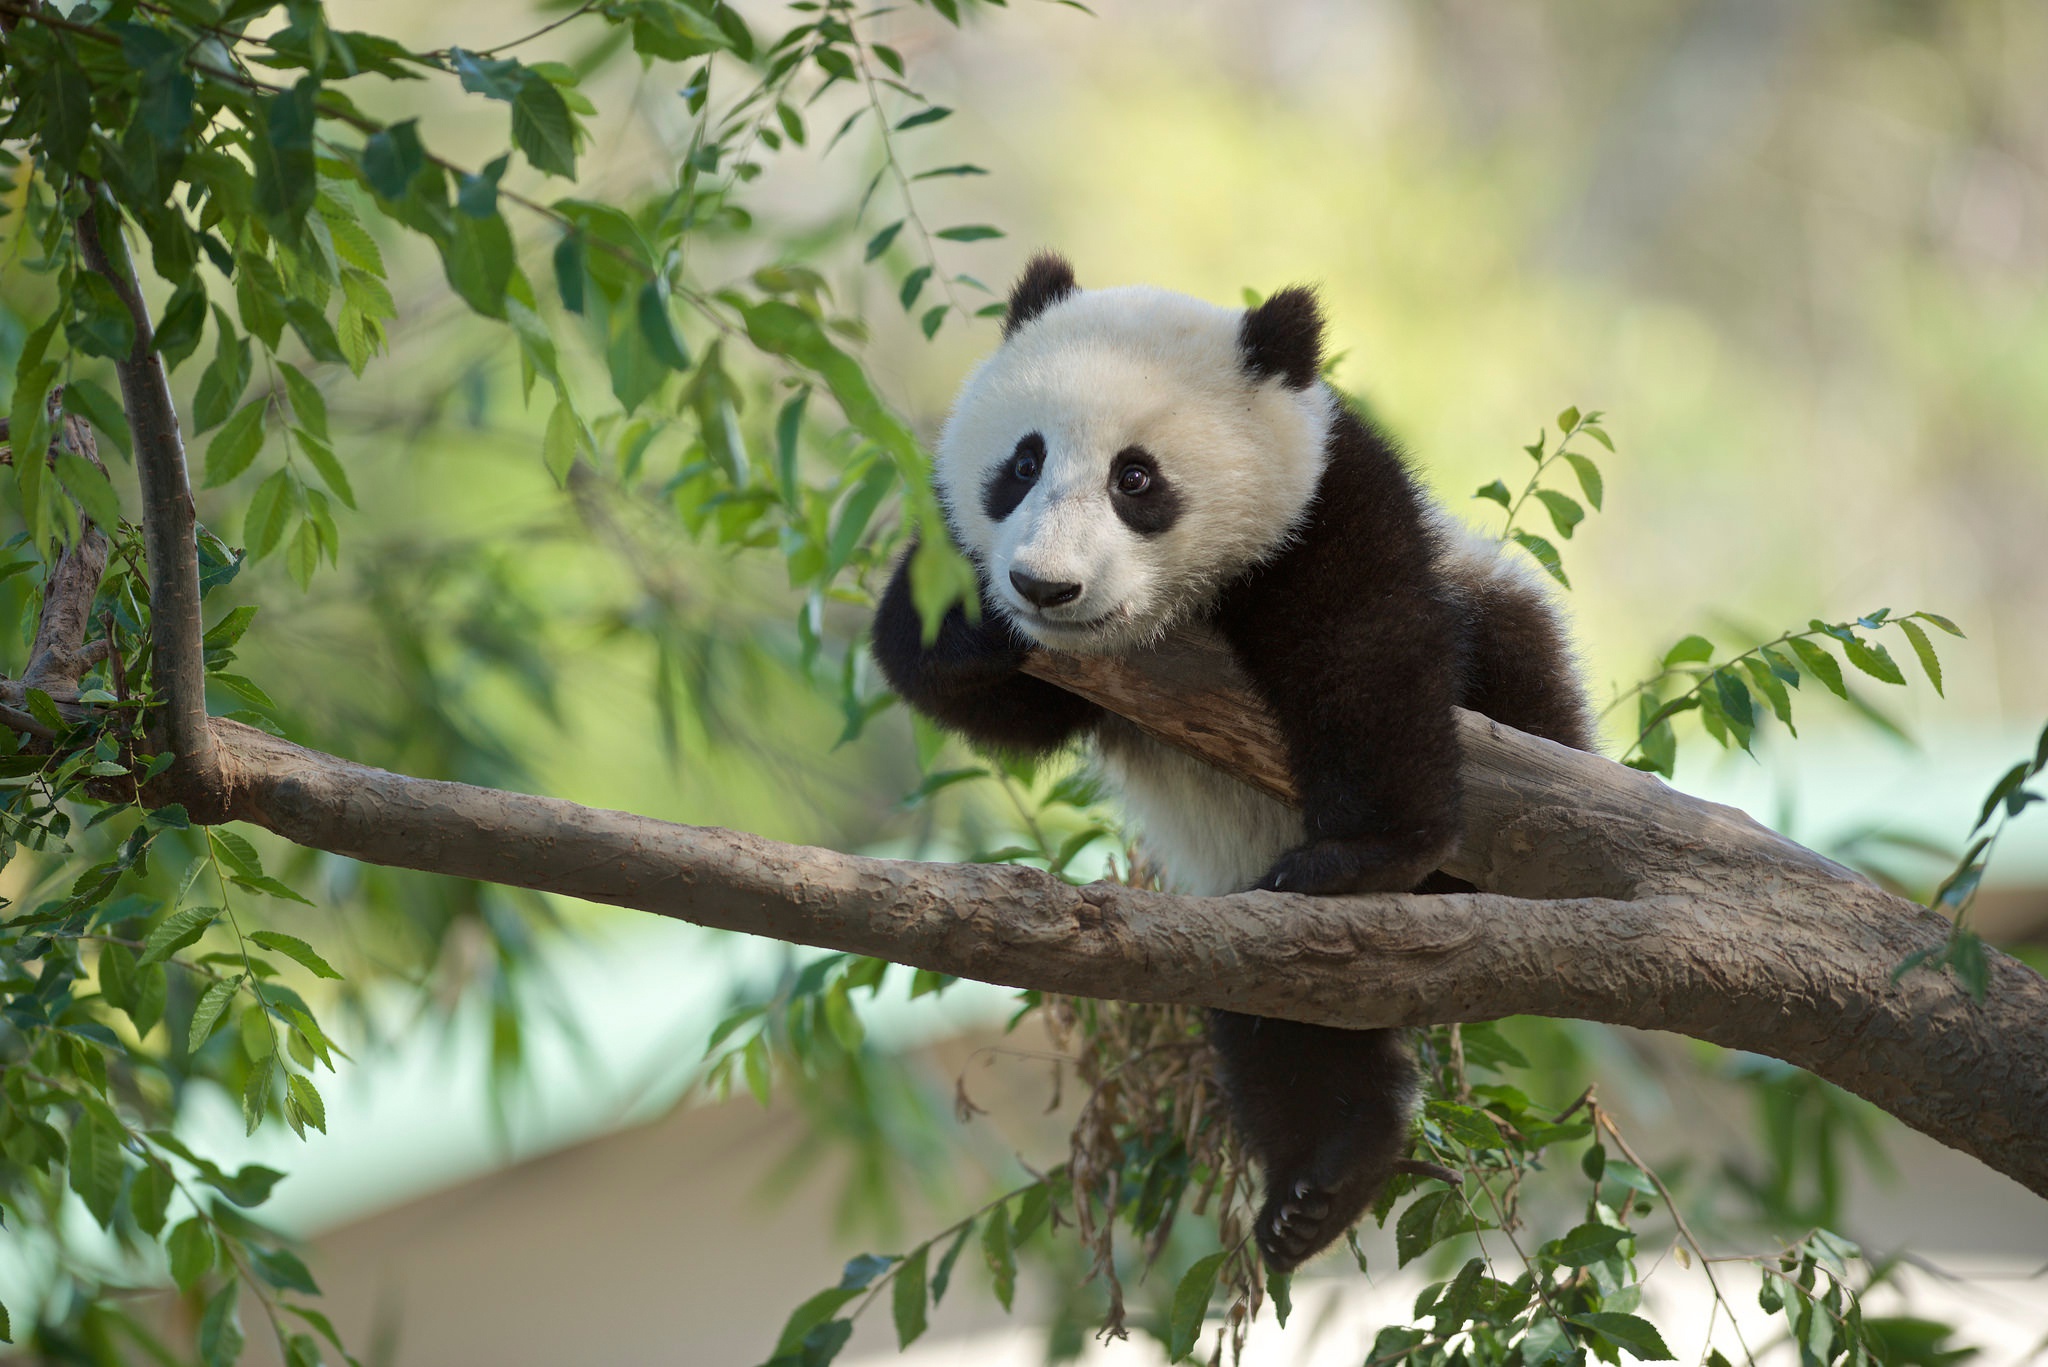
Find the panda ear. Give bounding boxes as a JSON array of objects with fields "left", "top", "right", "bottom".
[
  {"left": 1002, "top": 252, "right": 1080, "bottom": 339},
  {"left": 1239, "top": 286, "right": 1324, "bottom": 390}
]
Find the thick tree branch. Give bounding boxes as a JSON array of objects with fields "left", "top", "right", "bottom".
[
  {"left": 159, "top": 694, "right": 2046, "bottom": 1202},
  {"left": 74, "top": 197, "right": 217, "bottom": 795}
]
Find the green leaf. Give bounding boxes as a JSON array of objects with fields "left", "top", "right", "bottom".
[
  {"left": 1712, "top": 669, "right": 1754, "bottom": 730},
  {"left": 1567, "top": 1311, "right": 1675, "bottom": 1360},
  {"left": 67, "top": 1112, "right": 124, "bottom": 1228},
  {"left": 895, "top": 105, "right": 953, "bottom": 130},
  {"left": 1167, "top": 1250, "right": 1226, "bottom": 1360},
  {"left": 1563, "top": 451, "right": 1603, "bottom": 509},
  {"left": 244, "top": 468, "right": 296, "bottom": 560},
  {"left": 552, "top": 232, "right": 586, "bottom": 314},
  {"left": 252, "top": 78, "right": 319, "bottom": 234},
  {"left": 1842, "top": 636, "right": 1906, "bottom": 686},
  {"left": 865, "top": 220, "right": 904, "bottom": 261},
  {"left": 981, "top": 1201, "right": 1016, "bottom": 1311},
  {"left": 141, "top": 906, "right": 221, "bottom": 965},
  {"left": 1548, "top": 1221, "right": 1634, "bottom": 1267},
  {"left": 60, "top": 378, "right": 132, "bottom": 459},
  {"left": 203, "top": 401, "right": 268, "bottom": 489},
  {"left": 1265, "top": 1269, "right": 1292, "bottom": 1329},
  {"left": 921, "top": 304, "right": 947, "bottom": 340},
  {"left": 189, "top": 978, "right": 239, "bottom": 1053},
  {"left": 1535, "top": 488, "right": 1584, "bottom": 539},
  {"left": 287, "top": 1074, "right": 327, "bottom": 1133},
  {"left": 199, "top": 1277, "right": 245, "bottom": 1367},
  {"left": 286, "top": 517, "right": 319, "bottom": 589},
  {"left": 932, "top": 1220, "right": 973, "bottom": 1305},
  {"left": 771, "top": 1287, "right": 860, "bottom": 1358},
  {"left": 203, "top": 1162, "right": 284, "bottom": 1208},
  {"left": 637, "top": 283, "right": 692, "bottom": 370},
  {"left": 295, "top": 427, "right": 356, "bottom": 508},
  {"left": 1395, "top": 1187, "right": 1482, "bottom": 1266},
  {"left": 1557, "top": 405, "right": 1581, "bottom": 431},
  {"left": 68, "top": 272, "right": 139, "bottom": 360},
  {"left": 1896, "top": 619, "right": 1943, "bottom": 697},
  {"left": 54, "top": 452, "right": 121, "bottom": 530},
  {"left": 828, "top": 461, "right": 897, "bottom": 573},
  {"left": 892, "top": 1244, "right": 929, "bottom": 1348},
  {"left": 1789, "top": 637, "right": 1848, "bottom": 699},
  {"left": 1913, "top": 611, "right": 1965, "bottom": 638},
  {"left": 168, "top": 1217, "right": 215, "bottom": 1292},
  {"left": 512, "top": 79, "right": 578, "bottom": 177},
  {"left": 250, "top": 932, "right": 341, "bottom": 979},
  {"left": 130, "top": 1159, "right": 174, "bottom": 1236},
  {"left": 1662, "top": 634, "right": 1714, "bottom": 667},
  {"left": 899, "top": 265, "right": 932, "bottom": 311},
  {"left": 543, "top": 395, "right": 583, "bottom": 485},
  {"left": 914, "top": 164, "right": 990, "bottom": 180},
  {"left": 1509, "top": 530, "right": 1569, "bottom": 587},
  {"left": 41, "top": 55, "right": 94, "bottom": 170},
  {"left": 1474, "top": 479, "right": 1511, "bottom": 508},
  {"left": 935, "top": 225, "right": 1003, "bottom": 242},
  {"left": 243, "top": 1061, "right": 272, "bottom": 1135}
]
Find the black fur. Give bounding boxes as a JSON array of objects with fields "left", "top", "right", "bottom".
[
  {"left": 1002, "top": 252, "right": 1080, "bottom": 339},
  {"left": 1239, "top": 286, "right": 1324, "bottom": 390},
  {"left": 982, "top": 433, "right": 1044, "bottom": 523},
  {"left": 871, "top": 286, "right": 1592, "bottom": 1275},
  {"left": 1106, "top": 446, "right": 1183, "bottom": 537},
  {"left": 871, "top": 545, "right": 1101, "bottom": 756}
]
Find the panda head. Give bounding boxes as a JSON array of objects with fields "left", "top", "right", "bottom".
[{"left": 935, "top": 252, "right": 1338, "bottom": 654}]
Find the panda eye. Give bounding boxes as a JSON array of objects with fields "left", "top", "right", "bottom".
[
  {"left": 1116, "top": 463, "right": 1152, "bottom": 496},
  {"left": 1011, "top": 451, "right": 1040, "bottom": 482}
]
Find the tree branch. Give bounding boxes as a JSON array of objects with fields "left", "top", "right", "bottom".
[
  {"left": 73, "top": 197, "right": 217, "bottom": 796},
  {"left": 163, "top": 681, "right": 2046, "bottom": 1202}
]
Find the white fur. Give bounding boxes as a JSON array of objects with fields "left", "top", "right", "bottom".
[{"left": 936, "top": 285, "right": 1335, "bottom": 654}]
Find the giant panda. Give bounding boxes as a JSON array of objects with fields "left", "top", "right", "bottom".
[{"left": 871, "top": 252, "right": 1592, "bottom": 1271}]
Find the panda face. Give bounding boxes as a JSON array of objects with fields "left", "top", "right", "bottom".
[{"left": 936, "top": 283, "right": 1337, "bottom": 654}]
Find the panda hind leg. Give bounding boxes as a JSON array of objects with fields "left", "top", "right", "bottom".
[{"left": 1208, "top": 1012, "right": 1419, "bottom": 1272}]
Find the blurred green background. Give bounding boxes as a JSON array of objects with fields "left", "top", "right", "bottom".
[{"left": 3, "top": 0, "right": 2046, "bottom": 1359}]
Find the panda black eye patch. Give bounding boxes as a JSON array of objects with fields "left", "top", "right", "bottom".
[
  {"left": 981, "top": 433, "right": 1045, "bottom": 522},
  {"left": 1108, "top": 446, "right": 1183, "bottom": 536}
]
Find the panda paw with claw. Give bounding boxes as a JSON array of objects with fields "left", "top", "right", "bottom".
[{"left": 1254, "top": 837, "right": 1444, "bottom": 897}]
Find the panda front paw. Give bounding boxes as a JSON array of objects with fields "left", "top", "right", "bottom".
[
  {"left": 924, "top": 608, "right": 1033, "bottom": 689},
  {"left": 1255, "top": 837, "right": 1445, "bottom": 896}
]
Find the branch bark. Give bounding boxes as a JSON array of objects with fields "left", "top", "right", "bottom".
[
  {"left": 162, "top": 693, "right": 2046, "bottom": 1202},
  {"left": 74, "top": 197, "right": 216, "bottom": 796}
]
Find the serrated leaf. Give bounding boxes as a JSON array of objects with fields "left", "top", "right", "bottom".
[
  {"left": 243, "top": 468, "right": 295, "bottom": 559},
  {"left": 1535, "top": 488, "right": 1584, "bottom": 539},
  {"left": 54, "top": 451, "right": 121, "bottom": 530},
  {"left": 1842, "top": 636, "right": 1906, "bottom": 686},
  {"left": 1567, "top": 1311, "right": 1674, "bottom": 1360},
  {"left": 199, "top": 1277, "right": 244, "bottom": 1367},
  {"left": 1563, "top": 451, "right": 1603, "bottom": 508},
  {"left": 250, "top": 932, "right": 341, "bottom": 978},
  {"left": 1896, "top": 618, "right": 1943, "bottom": 696},
  {"left": 1509, "top": 530, "right": 1569, "bottom": 587},
  {"left": 203, "top": 401, "right": 268, "bottom": 487},
  {"left": 67, "top": 1112, "right": 123, "bottom": 1228},
  {"left": 243, "top": 1061, "right": 272, "bottom": 1135},
  {"left": 287, "top": 1073, "right": 327, "bottom": 1132},
  {"left": 141, "top": 906, "right": 221, "bottom": 965},
  {"left": 543, "top": 395, "right": 583, "bottom": 485},
  {"left": 1914, "top": 611, "right": 1965, "bottom": 637},
  {"left": 1548, "top": 1221, "right": 1634, "bottom": 1267},
  {"left": 1789, "top": 637, "right": 1848, "bottom": 699},
  {"left": 189, "top": 978, "right": 239, "bottom": 1053}
]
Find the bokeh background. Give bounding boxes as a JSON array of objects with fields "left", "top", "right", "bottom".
[{"left": 2, "top": 0, "right": 2046, "bottom": 1362}]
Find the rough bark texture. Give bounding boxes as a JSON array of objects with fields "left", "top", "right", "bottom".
[
  {"left": 169, "top": 697, "right": 2048, "bottom": 1202},
  {"left": 74, "top": 199, "right": 216, "bottom": 792}
]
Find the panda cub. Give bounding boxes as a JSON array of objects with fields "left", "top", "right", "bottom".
[{"left": 872, "top": 253, "right": 1591, "bottom": 1271}]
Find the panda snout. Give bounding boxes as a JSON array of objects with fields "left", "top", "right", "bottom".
[{"left": 1009, "top": 568, "right": 1084, "bottom": 609}]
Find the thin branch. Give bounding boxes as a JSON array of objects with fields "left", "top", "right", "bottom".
[{"left": 72, "top": 193, "right": 218, "bottom": 797}]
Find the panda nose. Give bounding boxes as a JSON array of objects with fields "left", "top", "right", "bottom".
[{"left": 1010, "top": 568, "right": 1083, "bottom": 609}]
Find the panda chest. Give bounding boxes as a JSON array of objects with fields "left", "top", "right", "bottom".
[{"left": 1091, "top": 719, "right": 1304, "bottom": 897}]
